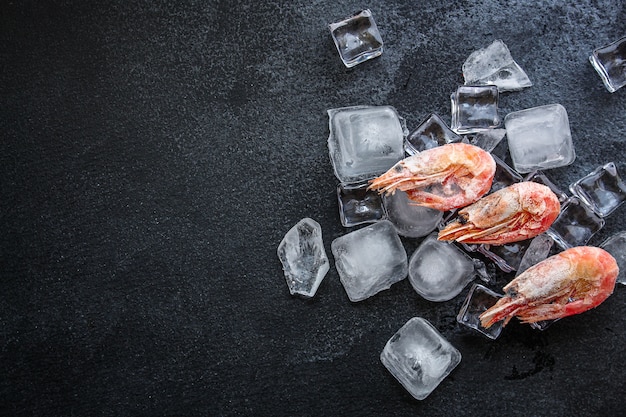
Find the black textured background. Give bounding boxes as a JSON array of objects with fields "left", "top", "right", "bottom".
[{"left": 1, "top": 1, "right": 625, "bottom": 416}]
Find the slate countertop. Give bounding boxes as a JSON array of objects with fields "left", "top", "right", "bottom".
[{"left": 1, "top": 1, "right": 625, "bottom": 416}]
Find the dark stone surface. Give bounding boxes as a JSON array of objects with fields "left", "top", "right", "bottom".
[{"left": 1, "top": 1, "right": 625, "bottom": 416}]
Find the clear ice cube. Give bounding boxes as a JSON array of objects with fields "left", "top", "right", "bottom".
[
  {"left": 589, "top": 36, "right": 626, "bottom": 93},
  {"left": 569, "top": 162, "right": 626, "bottom": 217},
  {"left": 546, "top": 197, "right": 604, "bottom": 249},
  {"left": 489, "top": 154, "right": 523, "bottom": 193},
  {"left": 524, "top": 170, "right": 569, "bottom": 203},
  {"left": 450, "top": 85, "right": 500, "bottom": 134},
  {"left": 516, "top": 234, "right": 555, "bottom": 276},
  {"left": 337, "top": 182, "right": 385, "bottom": 227},
  {"left": 380, "top": 317, "right": 461, "bottom": 400},
  {"left": 329, "top": 9, "right": 383, "bottom": 68},
  {"left": 383, "top": 191, "right": 443, "bottom": 238},
  {"left": 327, "top": 105, "right": 406, "bottom": 184},
  {"left": 478, "top": 240, "right": 531, "bottom": 273},
  {"left": 462, "top": 39, "right": 533, "bottom": 92},
  {"left": 504, "top": 104, "right": 576, "bottom": 173},
  {"left": 405, "top": 113, "right": 463, "bottom": 155},
  {"left": 456, "top": 283, "right": 504, "bottom": 340},
  {"left": 600, "top": 231, "right": 626, "bottom": 285},
  {"left": 469, "top": 128, "right": 507, "bottom": 153},
  {"left": 277, "top": 218, "right": 330, "bottom": 297},
  {"left": 408, "top": 233, "right": 476, "bottom": 302},
  {"left": 331, "top": 220, "right": 408, "bottom": 302}
]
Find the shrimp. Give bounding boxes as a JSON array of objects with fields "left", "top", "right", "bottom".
[
  {"left": 367, "top": 143, "right": 496, "bottom": 211},
  {"left": 437, "top": 182, "right": 560, "bottom": 245},
  {"left": 479, "top": 246, "right": 619, "bottom": 328}
]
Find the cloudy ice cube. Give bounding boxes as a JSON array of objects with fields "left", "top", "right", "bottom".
[
  {"left": 589, "top": 36, "right": 626, "bottom": 93},
  {"left": 463, "top": 39, "right": 532, "bottom": 91},
  {"left": 469, "top": 128, "right": 507, "bottom": 153},
  {"left": 569, "top": 162, "right": 626, "bottom": 217},
  {"left": 337, "top": 182, "right": 385, "bottom": 227},
  {"left": 277, "top": 218, "right": 330, "bottom": 297},
  {"left": 408, "top": 233, "right": 476, "bottom": 302},
  {"left": 328, "top": 105, "right": 406, "bottom": 184},
  {"left": 504, "top": 104, "right": 576, "bottom": 173},
  {"left": 600, "top": 231, "right": 626, "bottom": 285},
  {"left": 331, "top": 220, "right": 407, "bottom": 302},
  {"left": 457, "top": 283, "right": 504, "bottom": 340},
  {"left": 516, "top": 234, "right": 555, "bottom": 276},
  {"left": 329, "top": 9, "right": 383, "bottom": 68},
  {"left": 383, "top": 191, "right": 443, "bottom": 238},
  {"left": 405, "top": 113, "right": 463, "bottom": 155},
  {"left": 381, "top": 317, "right": 461, "bottom": 400},
  {"left": 450, "top": 85, "right": 500, "bottom": 134},
  {"left": 546, "top": 197, "right": 604, "bottom": 249}
]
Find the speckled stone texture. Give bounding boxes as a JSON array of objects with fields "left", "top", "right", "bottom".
[{"left": 1, "top": 1, "right": 625, "bottom": 416}]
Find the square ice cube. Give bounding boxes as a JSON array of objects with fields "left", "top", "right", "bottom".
[
  {"left": 331, "top": 220, "right": 407, "bottom": 302},
  {"left": 469, "top": 128, "right": 507, "bottom": 153},
  {"left": 504, "top": 104, "right": 576, "bottom": 173},
  {"left": 329, "top": 9, "right": 383, "bottom": 68},
  {"left": 569, "top": 162, "right": 626, "bottom": 217},
  {"left": 408, "top": 233, "right": 476, "bottom": 302},
  {"left": 463, "top": 39, "right": 533, "bottom": 92},
  {"left": 327, "top": 105, "right": 406, "bottom": 184},
  {"left": 381, "top": 317, "right": 461, "bottom": 400},
  {"left": 405, "top": 113, "right": 463, "bottom": 155},
  {"left": 600, "top": 231, "right": 626, "bottom": 285},
  {"left": 478, "top": 240, "right": 531, "bottom": 273},
  {"left": 546, "top": 197, "right": 604, "bottom": 249},
  {"left": 489, "top": 154, "right": 523, "bottom": 193},
  {"left": 382, "top": 190, "right": 443, "bottom": 238},
  {"left": 589, "top": 36, "right": 626, "bottom": 93},
  {"left": 277, "top": 218, "right": 330, "bottom": 297},
  {"left": 456, "top": 283, "right": 504, "bottom": 340},
  {"left": 337, "top": 182, "right": 385, "bottom": 227},
  {"left": 450, "top": 85, "right": 500, "bottom": 134},
  {"left": 524, "top": 170, "right": 569, "bottom": 203},
  {"left": 516, "top": 233, "right": 555, "bottom": 276}
]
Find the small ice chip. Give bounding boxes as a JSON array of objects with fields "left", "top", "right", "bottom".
[
  {"left": 463, "top": 39, "right": 532, "bottom": 91},
  {"left": 332, "top": 220, "right": 407, "bottom": 302},
  {"left": 329, "top": 9, "right": 383, "bottom": 68},
  {"left": 277, "top": 218, "right": 330, "bottom": 297},
  {"left": 381, "top": 317, "right": 461, "bottom": 400},
  {"left": 589, "top": 35, "right": 626, "bottom": 93}
]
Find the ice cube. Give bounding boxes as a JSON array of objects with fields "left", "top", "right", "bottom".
[
  {"left": 408, "top": 233, "right": 476, "bottom": 302},
  {"left": 337, "top": 182, "right": 385, "bottom": 227},
  {"left": 462, "top": 40, "right": 533, "bottom": 92},
  {"left": 405, "top": 113, "right": 463, "bottom": 155},
  {"left": 516, "top": 234, "right": 555, "bottom": 276},
  {"left": 504, "top": 104, "right": 576, "bottom": 173},
  {"left": 381, "top": 317, "right": 461, "bottom": 400},
  {"left": 478, "top": 240, "right": 531, "bottom": 273},
  {"left": 327, "top": 105, "right": 406, "bottom": 184},
  {"left": 456, "top": 283, "right": 504, "bottom": 340},
  {"left": 589, "top": 36, "right": 626, "bottom": 93},
  {"left": 469, "top": 128, "right": 507, "bottom": 153},
  {"left": 489, "top": 154, "right": 523, "bottom": 193},
  {"left": 383, "top": 191, "right": 443, "bottom": 238},
  {"left": 546, "top": 197, "right": 604, "bottom": 249},
  {"left": 329, "top": 9, "right": 383, "bottom": 68},
  {"left": 569, "top": 162, "right": 626, "bottom": 217},
  {"left": 331, "top": 220, "right": 408, "bottom": 302},
  {"left": 524, "top": 170, "right": 569, "bottom": 203},
  {"left": 600, "top": 231, "right": 626, "bottom": 285},
  {"left": 277, "top": 218, "right": 330, "bottom": 297},
  {"left": 450, "top": 85, "right": 500, "bottom": 134}
]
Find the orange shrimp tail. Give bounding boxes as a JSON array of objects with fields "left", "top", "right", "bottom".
[{"left": 479, "top": 296, "right": 526, "bottom": 328}]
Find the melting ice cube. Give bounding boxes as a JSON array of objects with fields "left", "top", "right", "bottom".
[
  {"left": 327, "top": 105, "right": 406, "bottom": 184},
  {"left": 383, "top": 191, "right": 443, "bottom": 238},
  {"left": 589, "top": 36, "right": 626, "bottom": 93},
  {"left": 380, "top": 317, "right": 461, "bottom": 400},
  {"left": 450, "top": 85, "right": 500, "bottom": 134},
  {"left": 600, "top": 231, "right": 626, "bottom": 285},
  {"left": 405, "top": 113, "right": 463, "bottom": 155},
  {"left": 277, "top": 218, "right": 330, "bottom": 297},
  {"left": 462, "top": 39, "right": 533, "bottom": 92},
  {"left": 331, "top": 220, "right": 407, "bottom": 302},
  {"left": 504, "top": 104, "right": 576, "bottom": 173},
  {"left": 408, "top": 233, "right": 476, "bottom": 302},
  {"left": 457, "top": 283, "right": 504, "bottom": 340},
  {"left": 329, "top": 9, "right": 383, "bottom": 68},
  {"left": 546, "top": 197, "right": 604, "bottom": 249},
  {"left": 569, "top": 162, "right": 626, "bottom": 217},
  {"left": 337, "top": 182, "right": 385, "bottom": 227}
]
